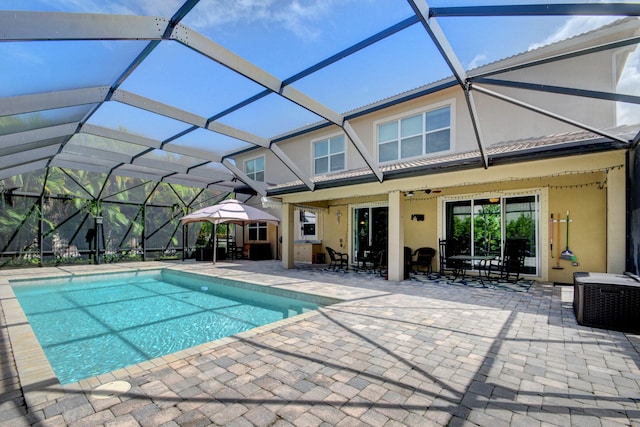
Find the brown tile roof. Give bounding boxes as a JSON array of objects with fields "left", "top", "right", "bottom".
[{"left": 267, "top": 125, "right": 638, "bottom": 193}]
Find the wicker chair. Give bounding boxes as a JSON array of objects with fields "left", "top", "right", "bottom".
[
  {"left": 411, "top": 247, "right": 436, "bottom": 274},
  {"left": 326, "top": 246, "right": 349, "bottom": 271}
]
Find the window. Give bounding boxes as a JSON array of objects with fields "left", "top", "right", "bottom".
[
  {"left": 248, "top": 222, "right": 267, "bottom": 241},
  {"left": 245, "top": 156, "right": 264, "bottom": 182},
  {"left": 298, "top": 209, "right": 317, "bottom": 240},
  {"left": 443, "top": 195, "right": 539, "bottom": 276},
  {"left": 378, "top": 105, "right": 451, "bottom": 162},
  {"left": 314, "top": 135, "right": 345, "bottom": 175},
  {"left": 352, "top": 205, "right": 388, "bottom": 264}
]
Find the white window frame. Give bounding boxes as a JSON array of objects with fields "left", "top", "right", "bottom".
[
  {"left": 248, "top": 222, "right": 268, "bottom": 241},
  {"left": 348, "top": 200, "right": 389, "bottom": 263},
  {"left": 245, "top": 156, "right": 265, "bottom": 182},
  {"left": 438, "top": 187, "right": 547, "bottom": 279},
  {"left": 295, "top": 207, "right": 320, "bottom": 241},
  {"left": 312, "top": 133, "right": 346, "bottom": 175},
  {"left": 375, "top": 99, "right": 455, "bottom": 164}
]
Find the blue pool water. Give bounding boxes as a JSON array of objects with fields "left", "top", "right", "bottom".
[{"left": 11, "top": 269, "right": 330, "bottom": 384}]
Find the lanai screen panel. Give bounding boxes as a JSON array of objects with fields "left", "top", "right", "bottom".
[{"left": 0, "top": 1, "right": 638, "bottom": 194}]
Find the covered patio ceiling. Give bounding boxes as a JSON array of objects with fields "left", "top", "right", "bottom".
[{"left": 1, "top": 1, "right": 640, "bottom": 196}]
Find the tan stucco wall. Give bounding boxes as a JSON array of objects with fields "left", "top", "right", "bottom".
[
  {"left": 231, "top": 198, "right": 281, "bottom": 261},
  {"left": 232, "top": 43, "right": 625, "bottom": 186},
  {"left": 235, "top": 22, "right": 637, "bottom": 274},
  {"left": 280, "top": 150, "right": 626, "bottom": 282}
]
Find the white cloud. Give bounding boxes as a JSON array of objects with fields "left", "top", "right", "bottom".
[
  {"left": 40, "top": 0, "right": 134, "bottom": 15},
  {"left": 468, "top": 53, "right": 488, "bottom": 70},
  {"left": 0, "top": 44, "right": 45, "bottom": 66},
  {"left": 135, "top": 0, "right": 184, "bottom": 17},
  {"left": 527, "top": 13, "right": 640, "bottom": 126},
  {"left": 528, "top": 16, "right": 616, "bottom": 51},
  {"left": 180, "top": 0, "right": 338, "bottom": 40},
  {"left": 39, "top": 0, "right": 339, "bottom": 40}
]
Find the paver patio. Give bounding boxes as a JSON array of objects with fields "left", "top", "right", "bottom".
[{"left": 1, "top": 260, "right": 639, "bottom": 426}]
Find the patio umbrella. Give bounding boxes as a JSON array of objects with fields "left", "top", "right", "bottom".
[{"left": 181, "top": 199, "right": 280, "bottom": 263}]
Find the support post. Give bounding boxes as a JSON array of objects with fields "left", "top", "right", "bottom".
[
  {"left": 281, "top": 203, "right": 295, "bottom": 269},
  {"left": 38, "top": 194, "right": 44, "bottom": 267},
  {"left": 95, "top": 216, "right": 103, "bottom": 264},
  {"left": 142, "top": 204, "right": 146, "bottom": 261},
  {"left": 388, "top": 191, "right": 405, "bottom": 281},
  {"left": 183, "top": 224, "right": 187, "bottom": 261},
  {"left": 608, "top": 165, "right": 625, "bottom": 273}
]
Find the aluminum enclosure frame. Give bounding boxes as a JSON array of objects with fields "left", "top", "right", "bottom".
[{"left": 0, "top": 2, "right": 639, "bottom": 197}]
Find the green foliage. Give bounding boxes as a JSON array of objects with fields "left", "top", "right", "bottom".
[
  {"left": 196, "top": 222, "right": 213, "bottom": 247},
  {"left": 452, "top": 216, "right": 471, "bottom": 252},
  {"left": 474, "top": 204, "right": 501, "bottom": 255},
  {"left": 450, "top": 203, "right": 535, "bottom": 255},
  {"left": 506, "top": 214, "right": 533, "bottom": 239},
  {"left": 0, "top": 166, "right": 226, "bottom": 268}
]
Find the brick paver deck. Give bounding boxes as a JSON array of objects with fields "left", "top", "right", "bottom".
[{"left": 1, "top": 260, "right": 639, "bottom": 426}]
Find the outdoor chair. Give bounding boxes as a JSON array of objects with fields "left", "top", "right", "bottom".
[
  {"left": 373, "top": 249, "right": 388, "bottom": 277},
  {"left": 241, "top": 243, "right": 250, "bottom": 259},
  {"left": 486, "top": 238, "right": 527, "bottom": 282},
  {"left": 227, "top": 242, "right": 244, "bottom": 260},
  {"left": 355, "top": 247, "right": 376, "bottom": 272},
  {"left": 326, "top": 246, "right": 349, "bottom": 271},
  {"left": 411, "top": 247, "right": 436, "bottom": 274},
  {"left": 438, "top": 239, "right": 467, "bottom": 276}
]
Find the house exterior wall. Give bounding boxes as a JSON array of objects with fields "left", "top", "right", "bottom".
[
  {"left": 228, "top": 20, "right": 636, "bottom": 280},
  {"left": 278, "top": 150, "right": 625, "bottom": 282},
  {"left": 233, "top": 49, "right": 622, "bottom": 187}
]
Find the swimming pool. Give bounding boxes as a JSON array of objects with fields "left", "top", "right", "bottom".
[{"left": 11, "top": 269, "right": 335, "bottom": 384}]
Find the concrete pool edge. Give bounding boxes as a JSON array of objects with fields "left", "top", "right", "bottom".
[
  {"left": 0, "top": 262, "right": 389, "bottom": 409},
  {"left": 0, "top": 281, "right": 64, "bottom": 407}
]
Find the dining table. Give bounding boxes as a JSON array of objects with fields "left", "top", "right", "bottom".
[{"left": 447, "top": 254, "right": 496, "bottom": 280}]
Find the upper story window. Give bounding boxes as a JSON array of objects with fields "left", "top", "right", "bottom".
[
  {"left": 314, "top": 135, "right": 345, "bottom": 175},
  {"left": 378, "top": 105, "right": 451, "bottom": 163},
  {"left": 245, "top": 156, "right": 264, "bottom": 182}
]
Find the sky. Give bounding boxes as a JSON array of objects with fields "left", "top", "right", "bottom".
[{"left": 1, "top": 0, "right": 638, "bottom": 155}]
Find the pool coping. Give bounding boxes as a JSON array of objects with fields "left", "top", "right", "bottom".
[{"left": 0, "top": 262, "right": 388, "bottom": 408}]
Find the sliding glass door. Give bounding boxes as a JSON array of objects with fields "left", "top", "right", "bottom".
[
  {"left": 353, "top": 206, "right": 388, "bottom": 262},
  {"left": 504, "top": 196, "right": 538, "bottom": 275},
  {"left": 444, "top": 195, "right": 539, "bottom": 275}
]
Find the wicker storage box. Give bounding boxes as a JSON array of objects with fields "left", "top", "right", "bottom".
[{"left": 573, "top": 272, "right": 640, "bottom": 333}]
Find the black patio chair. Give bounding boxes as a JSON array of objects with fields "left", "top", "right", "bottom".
[
  {"left": 373, "top": 249, "right": 388, "bottom": 277},
  {"left": 438, "top": 239, "right": 465, "bottom": 275},
  {"left": 411, "top": 247, "right": 436, "bottom": 275},
  {"left": 486, "top": 238, "right": 527, "bottom": 282},
  {"left": 326, "top": 246, "right": 349, "bottom": 271}
]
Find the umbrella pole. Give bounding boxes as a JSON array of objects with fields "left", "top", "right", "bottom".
[{"left": 213, "top": 221, "right": 217, "bottom": 264}]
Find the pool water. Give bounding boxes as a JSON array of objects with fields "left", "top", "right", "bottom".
[{"left": 12, "top": 269, "right": 326, "bottom": 384}]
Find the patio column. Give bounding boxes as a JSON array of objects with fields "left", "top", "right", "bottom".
[
  {"left": 281, "top": 202, "right": 295, "bottom": 269},
  {"left": 607, "top": 165, "right": 625, "bottom": 273},
  {"left": 388, "top": 190, "right": 405, "bottom": 281}
]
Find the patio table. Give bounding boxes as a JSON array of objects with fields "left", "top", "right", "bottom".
[
  {"left": 356, "top": 250, "right": 376, "bottom": 272},
  {"left": 447, "top": 255, "right": 496, "bottom": 280}
]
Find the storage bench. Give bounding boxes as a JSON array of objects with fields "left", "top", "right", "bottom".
[{"left": 573, "top": 272, "right": 640, "bottom": 333}]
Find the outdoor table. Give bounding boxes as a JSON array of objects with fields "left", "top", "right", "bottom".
[
  {"left": 447, "top": 255, "right": 496, "bottom": 280},
  {"left": 357, "top": 250, "right": 375, "bottom": 272}
]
